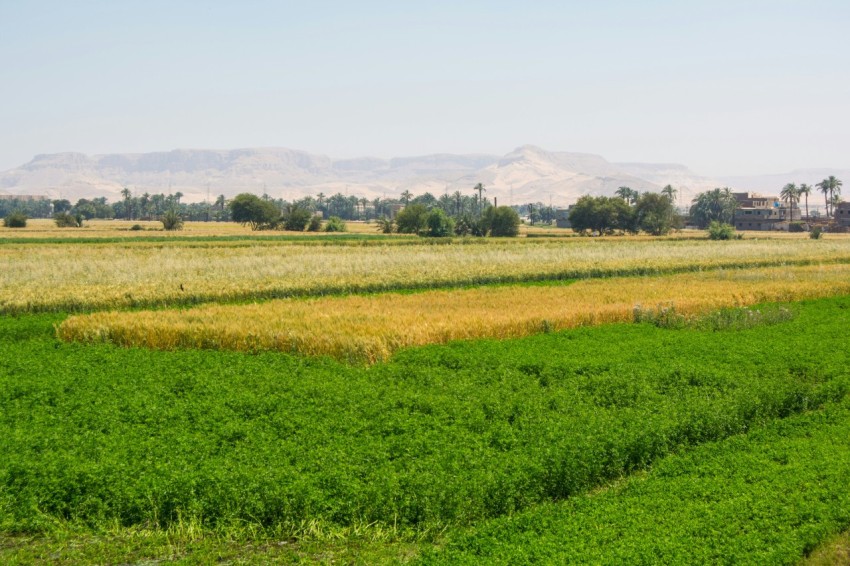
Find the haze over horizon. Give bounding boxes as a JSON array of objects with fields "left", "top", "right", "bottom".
[{"left": 2, "top": 1, "right": 849, "bottom": 177}]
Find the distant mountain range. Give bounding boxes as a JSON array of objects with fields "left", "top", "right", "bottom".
[{"left": 0, "top": 145, "right": 844, "bottom": 207}]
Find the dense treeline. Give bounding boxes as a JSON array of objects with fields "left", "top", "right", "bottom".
[{"left": 568, "top": 186, "right": 681, "bottom": 235}]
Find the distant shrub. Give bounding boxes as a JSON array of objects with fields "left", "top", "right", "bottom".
[
  {"left": 810, "top": 226, "right": 824, "bottom": 239},
  {"left": 3, "top": 212, "right": 27, "bottom": 228},
  {"left": 54, "top": 212, "right": 84, "bottom": 228},
  {"left": 788, "top": 221, "right": 806, "bottom": 233},
  {"left": 284, "top": 206, "right": 313, "bottom": 231},
  {"left": 161, "top": 210, "right": 184, "bottom": 231},
  {"left": 707, "top": 221, "right": 736, "bottom": 240},
  {"left": 129, "top": 224, "right": 144, "bottom": 231},
  {"left": 307, "top": 215, "right": 322, "bottom": 232},
  {"left": 324, "top": 216, "right": 347, "bottom": 232}
]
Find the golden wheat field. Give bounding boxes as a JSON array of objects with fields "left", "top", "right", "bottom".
[
  {"left": 0, "top": 218, "right": 391, "bottom": 238},
  {"left": 5, "top": 237, "right": 850, "bottom": 313},
  {"left": 58, "top": 263, "right": 850, "bottom": 363}
]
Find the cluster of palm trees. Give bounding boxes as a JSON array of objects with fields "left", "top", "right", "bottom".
[
  {"left": 780, "top": 176, "right": 843, "bottom": 219},
  {"left": 616, "top": 185, "right": 678, "bottom": 206}
]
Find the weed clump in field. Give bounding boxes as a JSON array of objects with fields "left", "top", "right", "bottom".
[{"left": 633, "top": 303, "right": 795, "bottom": 331}]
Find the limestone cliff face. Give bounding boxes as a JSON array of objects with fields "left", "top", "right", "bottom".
[{"left": 0, "top": 145, "right": 721, "bottom": 205}]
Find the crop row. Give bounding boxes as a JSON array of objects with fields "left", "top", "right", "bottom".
[
  {"left": 4, "top": 297, "right": 850, "bottom": 535},
  {"left": 419, "top": 397, "right": 850, "bottom": 564},
  {"left": 6, "top": 237, "right": 850, "bottom": 314},
  {"left": 59, "top": 264, "right": 850, "bottom": 362}
]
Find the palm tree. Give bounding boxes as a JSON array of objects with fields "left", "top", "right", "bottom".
[
  {"left": 831, "top": 177, "right": 843, "bottom": 212},
  {"left": 474, "top": 183, "right": 486, "bottom": 214},
  {"left": 400, "top": 190, "right": 413, "bottom": 205},
  {"left": 120, "top": 187, "right": 133, "bottom": 220},
  {"left": 817, "top": 176, "right": 843, "bottom": 217},
  {"left": 661, "top": 184, "right": 678, "bottom": 205},
  {"left": 689, "top": 187, "right": 737, "bottom": 228},
  {"left": 615, "top": 186, "right": 633, "bottom": 202},
  {"left": 140, "top": 192, "right": 151, "bottom": 220},
  {"left": 453, "top": 190, "right": 464, "bottom": 215},
  {"left": 798, "top": 184, "right": 811, "bottom": 220},
  {"left": 779, "top": 183, "right": 799, "bottom": 219}
]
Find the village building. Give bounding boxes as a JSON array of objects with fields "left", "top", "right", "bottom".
[
  {"left": 732, "top": 192, "right": 801, "bottom": 231},
  {"left": 835, "top": 202, "right": 850, "bottom": 228},
  {"left": 555, "top": 207, "right": 572, "bottom": 229}
]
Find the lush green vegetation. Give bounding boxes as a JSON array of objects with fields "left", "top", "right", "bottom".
[
  {"left": 2, "top": 297, "right": 850, "bottom": 547},
  {"left": 420, "top": 397, "right": 850, "bottom": 564},
  {"left": 568, "top": 191, "right": 679, "bottom": 235}
]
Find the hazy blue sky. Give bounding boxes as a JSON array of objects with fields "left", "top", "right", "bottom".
[{"left": 1, "top": 0, "right": 848, "bottom": 175}]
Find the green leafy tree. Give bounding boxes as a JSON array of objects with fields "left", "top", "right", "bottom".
[
  {"left": 634, "top": 192, "right": 677, "bottom": 235},
  {"left": 52, "top": 199, "right": 72, "bottom": 214},
  {"left": 283, "top": 205, "right": 313, "bottom": 231},
  {"left": 568, "top": 195, "right": 633, "bottom": 235},
  {"left": 424, "top": 208, "right": 454, "bottom": 237},
  {"left": 229, "top": 193, "right": 280, "bottom": 230},
  {"left": 395, "top": 203, "right": 429, "bottom": 234},
  {"left": 488, "top": 206, "right": 521, "bottom": 237}
]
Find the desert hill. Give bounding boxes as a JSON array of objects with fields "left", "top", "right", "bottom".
[{"left": 0, "top": 145, "right": 727, "bottom": 207}]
